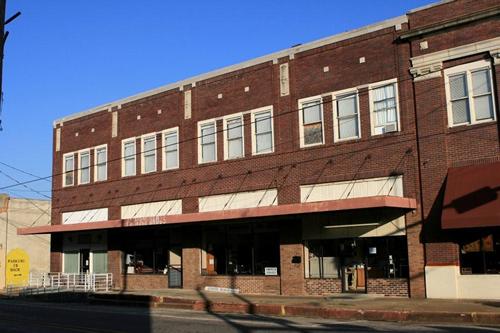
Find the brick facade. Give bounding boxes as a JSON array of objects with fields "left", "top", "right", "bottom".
[{"left": 46, "top": 0, "right": 500, "bottom": 298}]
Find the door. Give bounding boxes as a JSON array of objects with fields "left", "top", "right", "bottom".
[
  {"left": 80, "top": 249, "right": 90, "bottom": 274},
  {"left": 168, "top": 248, "right": 182, "bottom": 288}
]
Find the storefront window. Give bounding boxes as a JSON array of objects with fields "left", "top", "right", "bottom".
[
  {"left": 307, "top": 236, "right": 408, "bottom": 279},
  {"left": 203, "top": 223, "right": 280, "bottom": 276},
  {"left": 123, "top": 230, "right": 169, "bottom": 275},
  {"left": 460, "top": 232, "right": 500, "bottom": 274}
]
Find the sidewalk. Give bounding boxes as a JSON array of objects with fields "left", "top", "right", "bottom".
[{"left": 86, "top": 288, "right": 500, "bottom": 325}]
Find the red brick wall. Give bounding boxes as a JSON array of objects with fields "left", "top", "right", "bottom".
[
  {"left": 200, "top": 276, "right": 280, "bottom": 295},
  {"left": 367, "top": 278, "right": 409, "bottom": 297},
  {"left": 305, "top": 279, "right": 342, "bottom": 295},
  {"left": 118, "top": 274, "right": 168, "bottom": 290}
]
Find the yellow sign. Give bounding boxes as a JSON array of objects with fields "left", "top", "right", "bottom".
[{"left": 6, "top": 248, "right": 29, "bottom": 286}]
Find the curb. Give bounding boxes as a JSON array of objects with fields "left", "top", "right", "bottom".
[{"left": 87, "top": 294, "right": 500, "bottom": 325}]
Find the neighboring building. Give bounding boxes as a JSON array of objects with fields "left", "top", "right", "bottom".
[
  {"left": 19, "top": 0, "right": 499, "bottom": 298},
  {"left": 1, "top": 195, "right": 51, "bottom": 289}
]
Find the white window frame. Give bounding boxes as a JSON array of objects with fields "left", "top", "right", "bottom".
[
  {"left": 141, "top": 133, "right": 157, "bottom": 174},
  {"left": 223, "top": 113, "right": 245, "bottom": 160},
  {"left": 444, "top": 59, "right": 496, "bottom": 128},
  {"left": 332, "top": 88, "right": 361, "bottom": 142},
  {"left": 198, "top": 119, "right": 218, "bottom": 164},
  {"left": 62, "top": 153, "right": 75, "bottom": 187},
  {"left": 162, "top": 127, "right": 180, "bottom": 170},
  {"left": 94, "top": 144, "right": 108, "bottom": 182},
  {"left": 121, "top": 137, "right": 137, "bottom": 177},
  {"left": 77, "top": 149, "right": 91, "bottom": 185},
  {"left": 368, "top": 78, "right": 401, "bottom": 136},
  {"left": 298, "top": 95, "right": 325, "bottom": 148},
  {"left": 250, "top": 106, "right": 274, "bottom": 155}
]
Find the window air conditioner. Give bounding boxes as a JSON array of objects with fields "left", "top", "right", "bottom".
[{"left": 383, "top": 123, "right": 397, "bottom": 133}]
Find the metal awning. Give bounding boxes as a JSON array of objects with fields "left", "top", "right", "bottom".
[
  {"left": 442, "top": 161, "right": 500, "bottom": 229},
  {"left": 18, "top": 195, "right": 416, "bottom": 235}
]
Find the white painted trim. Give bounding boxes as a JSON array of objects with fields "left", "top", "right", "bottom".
[
  {"left": 332, "top": 87, "right": 361, "bottom": 143},
  {"left": 161, "top": 127, "right": 180, "bottom": 171},
  {"left": 197, "top": 119, "right": 218, "bottom": 164},
  {"left": 444, "top": 59, "right": 497, "bottom": 128},
  {"left": 367, "top": 78, "right": 401, "bottom": 136},
  {"left": 93, "top": 144, "right": 108, "bottom": 182},
  {"left": 250, "top": 106, "right": 275, "bottom": 156},
  {"left": 121, "top": 137, "right": 137, "bottom": 177},
  {"left": 77, "top": 149, "right": 91, "bottom": 185},
  {"left": 140, "top": 132, "right": 158, "bottom": 174},
  {"left": 53, "top": 15, "right": 407, "bottom": 127},
  {"left": 62, "top": 152, "right": 75, "bottom": 187},
  {"left": 222, "top": 113, "right": 245, "bottom": 160},
  {"left": 298, "top": 95, "right": 325, "bottom": 148}
]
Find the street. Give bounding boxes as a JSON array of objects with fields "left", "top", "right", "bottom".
[{"left": 0, "top": 299, "right": 499, "bottom": 333}]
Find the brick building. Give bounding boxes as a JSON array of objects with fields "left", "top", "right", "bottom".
[{"left": 19, "top": 0, "right": 499, "bottom": 298}]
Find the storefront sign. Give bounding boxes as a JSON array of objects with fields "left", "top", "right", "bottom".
[
  {"left": 205, "top": 286, "right": 240, "bottom": 294},
  {"left": 6, "top": 248, "right": 29, "bottom": 287},
  {"left": 264, "top": 267, "right": 278, "bottom": 276}
]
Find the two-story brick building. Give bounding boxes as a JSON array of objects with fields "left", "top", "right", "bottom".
[{"left": 19, "top": 0, "right": 500, "bottom": 299}]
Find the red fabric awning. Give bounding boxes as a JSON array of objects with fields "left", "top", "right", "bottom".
[
  {"left": 442, "top": 161, "right": 500, "bottom": 229},
  {"left": 18, "top": 195, "right": 416, "bottom": 235}
]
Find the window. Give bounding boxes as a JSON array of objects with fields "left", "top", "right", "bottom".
[
  {"left": 460, "top": 232, "right": 500, "bottom": 275},
  {"left": 445, "top": 60, "right": 496, "bottom": 127},
  {"left": 63, "top": 154, "right": 74, "bottom": 187},
  {"left": 94, "top": 145, "right": 107, "bottom": 182},
  {"left": 333, "top": 90, "right": 360, "bottom": 141},
  {"left": 198, "top": 120, "right": 217, "bottom": 164},
  {"left": 299, "top": 97, "right": 324, "bottom": 147},
  {"left": 78, "top": 150, "right": 90, "bottom": 185},
  {"left": 369, "top": 79, "right": 400, "bottom": 135},
  {"left": 251, "top": 107, "right": 274, "bottom": 155},
  {"left": 163, "top": 128, "right": 179, "bottom": 170},
  {"left": 122, "top": 138, "right": 136, "bottom": 177},
  {"left": 141, "top": 134, "right": 157, "bottom": 174},
  {"left": 224, "top": 115, "right": 244, "bottom": 159}
]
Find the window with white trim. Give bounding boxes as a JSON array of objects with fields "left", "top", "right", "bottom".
[
  {"left": 251, "top": 108, "right": 273, "bottom": 155},
  {"left": 299, "top": 97, "right": 324, "bottom": 147},
  {"left": 163, "top": 128, "right": 179, "bottom": 170},
  {"left": 445, "top": 60, "right": 496, "bottom": 127},
  {"left": 63, "top": 154, "right": 74, "bottom": 187},
  {"left": 142, "top": 134, "right": 157, "bottom": 174},
  {"left": 78, "top": 150, "right": 90, "bottom": 185},
  {"left": 369, "top": 80, "right": 400, "bottom": 135},
  {"left": 224, "top": 115, "right": 244, "bottom": 159},
  {"left": 95, "top": 146, "right": 107, "bottom": 182},
  {"left": 199, "top": 120, "right": 217, "bottom": 164},
  {"left": 122, "top": 139, "right": 136, "bottom": 177},
  {"left": 333, "top": 91, "right": 360, "bottom": 141}
]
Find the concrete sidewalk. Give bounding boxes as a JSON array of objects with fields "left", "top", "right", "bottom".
[{"left": 86, "top": 289, "right": 500, "bottom": 325}]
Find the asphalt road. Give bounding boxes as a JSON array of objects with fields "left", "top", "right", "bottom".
[{"left": 0, "top": 299, "right": 499, "bottom": 333}]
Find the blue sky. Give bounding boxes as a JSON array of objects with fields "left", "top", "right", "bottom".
[{"left": 0, "top": 0, "right": 435, "bottom": 199}]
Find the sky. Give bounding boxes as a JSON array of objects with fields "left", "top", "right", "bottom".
[{"left": 0, "top": 0, "right": 436, "bottom": 199}]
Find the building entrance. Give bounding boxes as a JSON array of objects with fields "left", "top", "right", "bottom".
[{"left": 79, "top": 249, "right": 90, "bottom": 274}]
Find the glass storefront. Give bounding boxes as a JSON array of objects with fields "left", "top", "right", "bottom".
[{"left": 460, "top": 230, "right": 500, "bottom": 274}]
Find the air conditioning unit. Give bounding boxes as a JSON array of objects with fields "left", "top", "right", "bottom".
[{"left": 383, "top": 123, "right": 397, "bottom": 133}]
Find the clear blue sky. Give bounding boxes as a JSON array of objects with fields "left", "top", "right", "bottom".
[{"left": 0, "top": 0, "right": 435, "bottom": 199}]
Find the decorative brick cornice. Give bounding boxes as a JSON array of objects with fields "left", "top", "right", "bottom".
[{"left": 410, "top": 37, "right": 500, "bottom": 81}]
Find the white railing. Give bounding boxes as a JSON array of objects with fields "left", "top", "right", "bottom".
[{"left": 23, "top": 272, "right": 113, "bottom": 294}]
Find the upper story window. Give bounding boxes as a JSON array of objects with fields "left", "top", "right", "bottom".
[
  {"left": 198, "top": 120, "right": 217, "bottom": 164},
  {"left": 369, "top": 79, "right": 400, "bottom": 135},
  {"left": 63, "top": 153, "right": 74, "bottom": 187},
  {"left": 333, "top": 90, "right": 360, "bottom": 142},
  {"left": 299, "top": 97, "right": 324, "bottom": 147},
  {"left": 122, "top": 138, "right": 136, "bottom": 177},
  {"left": 444, "top": 60, "right": 496, "bottom": 127},
  {"left": 163, "top": 128, "right": 179, "bottom": 170},
  {"left": 224, "top": 115, "right": 244, "bottom": 160},
  {"left": 94, "top": 145, "right": 107, "bottom": 182},
  {"left": 141, "top": 134, "right": 157, "bottom": 174},
  {"left": 251, "top": 107, "right": 274, "bottom": 155},
  {"left": 78, "top": 150, "right": 91, "bottom": 185}
]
